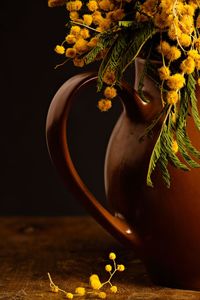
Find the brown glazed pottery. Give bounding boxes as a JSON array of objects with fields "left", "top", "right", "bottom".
[{"left": 46, "top": 58, "right": 200, "bottom": 290}]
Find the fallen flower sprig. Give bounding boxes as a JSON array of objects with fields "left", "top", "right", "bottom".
[{"left": 48, "top": 252, "right": 125, "bottom": 299}]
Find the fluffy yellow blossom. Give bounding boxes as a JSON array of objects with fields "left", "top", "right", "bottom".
[
  {"left": 83, "top": 14, "right": 93, "bottom": 25},
  {"left": 117, "top": 264, "right": 125, "bottom": 271},
  {"left": 166, "top": 46, "right": 181, "bottom": 61},
  {"left": 172, "top": 140, "right": 179, "bottom": 153},
  {"left": 166, "top": 91, "right": 179, "bottom": 105},
  {"left": 75, "top": 287, "right": 86, "bottom": 296},
  {"left": 104, "top": 86, "right": 117, "bottom": 98},
  {"left": 110, "top": 285, "right": 118, "bottom": 293},
  {"left": 109, "top": 252, "right": 116, "bottom": 260},
  {"left": 154, "top": 13, "right": 169, "bottom": 29},
  {"left": 74, "top": 38, "right": 88, "bottom": 53},
  {"left": 105, "top": 264, "right": 112, "bottom": 272},
  {"left": 167, "top": 74, "right": 185, "bottom": 90},
  {"left": 70, "top": 25, "right": 81, "bottom": 36},
  {"left": 188, "top": 49, "right": 200, "bottom": 60},
  {"left": 98, "top": 18, "right": 112, "bottom": 30},
  {"left": 180, "top": 57, "right": 195, "bottom": 74},
  {"left": 168, "top": 22, "right": 182, "bottom": 40},
  {"left": 158, "top": 66, "right": 170, "bottom": 80},
  {"left": 80, "top": 28, "right": 90, "bottom": 39},
  {"left": 66, "top": 293, "right": 74, "bottom": 299},
  {"left": 98, "top": 292, "right": 107, "bottom": 299},
  {"left": 92, "top": 11, "right": 103, "bottom": 25},
  {"left": 103, "top": 71, "right": 116, "bottom": 85},
  {"left": 65, "top": 34, "right": 76, "bottom": 44},
  {"left": 98, "top": 99, "right": 112, "bottom": 111},
  {"left": 87, "top": 0, "right": 99, "bottom": 11},
  {"left": 66, "top": 0, "right": 82, "bottom": 11},
  {"left": 180, "top": 15, "right": 194, "bottom": 34},
  {"left": 179, "top": 33, "right": 191, "bottom": 47},
  {"left": 73, "top": 57, "right": 84, "bottom": 67},
  {"left": 157, "top": 41, "right": 170, "bottom": 56},
  {"left": 99, "top": 0, "right": 113, "bottom": 11},
  {"left": 69, "top": 11, "right": 79, "bottom": 20},
  {"left": 54, "top": 45, "right": 65, "bottom": 54},
  {"left": 65, "top": 48, "right": 77, "bottom": 58}
]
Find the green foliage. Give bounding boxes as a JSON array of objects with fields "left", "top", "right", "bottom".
[{"left": 188, "top": 74, "right": 200, "bottom": 131}]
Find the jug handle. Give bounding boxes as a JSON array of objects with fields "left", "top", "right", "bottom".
[{"left": 46, "top": 72, "right": 142, "bottom": 249}]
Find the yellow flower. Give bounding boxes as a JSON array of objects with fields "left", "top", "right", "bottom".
[
  {"left": 105, "top": 264, "right": 112, "bottom": 272},
  {"left": 168, "top": 22, "right": 182, "bottom": 40},
  {"left": 157, "top": 41, "right": 170, "bottom": 56},
  {"left": 98, "top": 292, "right": 107, "bottom": 299},
  {"left": 179, "top": 33, "right": 191, "bottom": 47},
  {"left": 99, "top": 0, "right": 113, "bottom": 11},
  {"left": 66, "top": 0, "right": 82, "bottom": 11},
  {"left": 117, "top": 264, "right": 125, "bottom": 271},
  {"left": 65, "top": 34, "right": 76, "bottom": 44},
  {"left": 166, "top": 46, "right": 181, "bottom": 61},
  {"left": 74, "top": 38, "right": 88, "bottom": 53},
  {"left": 98, "top": 99, "right": 112, "bottom": 112},
  {"left": 54, "top": 45, "right": 65, "bottom": 54},
  {"left": 70, "top": 25, "right": 81, "bottom": 36},
  {"left": 103, "top": 71, "right": 116, "bottom": 85},
  {"left": 69, "top": 11, "right": 79, "bottom": 20},
  {"left": 158, "top": 66, "right": 170, "bottom": 80},
  {"left": 180, "top": 57, "right": 195, "bottom": 74},
  {"left": 167, "top": 74, "right": 185, "bottom": 90},
  {"left": 83, "top": 14, "right": 93, "bottom": 25},
  {"left": 198, "top": 78, "right": 200, "bottom": 86},
  {"left": 87, "top": 0, "right": 99, "bottom": 11},
  {"left": 92, "top": 11, "right": 103, "bottom": 25},
  {"left": 172, "top": 140, "right": 179, "bottom": 154},
  {"left": 80, "top": 28, "right": 90, "bottom": 39},
  {"left": 166, "top": 91, "right": 179, "bottom": 105},
  {"left": 88, "top": 37, "right": 99, "bottom": 48},
  {"left": 66, "top": 293, "right": 74, "bottom": 299},
  {"left": 109, "top": 252, "right": 116, "bottom": 260},
  {"left": 75, "top": 287, "right": 86, "bottom": 296},
  {"left": 73, "top": 57, "right": 85, "bottom": 67},
  {"left": 180, "top": 15, "right": 194, "bottom": 34},
  {"left": 188, "top": 49, "right": 200, "bottom": 60},
  {"left": 110, "top": 285, "right": 118, "bottom": 293},
  {"left": 89, "top": 274, "right": 102, "bottom": 289},
  {"left": 104, "top": 86, "right": 117, "bottom": 98},
  {"left": 65, "top": 48, "right": 77, "bottom": 58}
]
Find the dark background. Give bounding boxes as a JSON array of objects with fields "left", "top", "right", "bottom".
[{"left": 0, "top": 0, "right": 122, "bottom": 215}]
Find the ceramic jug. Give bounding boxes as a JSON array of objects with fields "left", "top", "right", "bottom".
[{"left": 46, "top": 58, "right": 200, "bottom": 290}]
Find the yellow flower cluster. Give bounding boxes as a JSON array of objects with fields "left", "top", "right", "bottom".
[{"left": 48, "top": 252, "right": 125, "bottom": 299}]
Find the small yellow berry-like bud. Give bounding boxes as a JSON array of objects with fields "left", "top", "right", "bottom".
[
  {"left": 166, "top": 91, "right": 179, "bottom": 105},
  {"left": 54, "top": 45, "right": 65, "bottom": 54},
  {"left": 104, "top": 86, "right": 117, "bottom": 99},
  {"left": 198, "top": 78, "right": 200, "bottom": 86},
  {"left": 98, "top": 99, "right": 112, "bottom": 112},
  {"left": 73, "top": 57, "right": 84, "bottom": 67},
  {"left": 89, "top": 274, "right": 102, "bottom": 290},
  {"left": 110, "top": 285, "right": 118, "bottom": 293},
  {"left": 117, "top": 264, "right": 125, "bottom": 272},
  {"left": 75, "top": 287, "right": 86, "bottom": 296},
  {"left": 69, "top": 11, "right": 79, "bottom": 20},
  {"left": 66, "top": 292, "right": 74, "bottom": 299},
  {"left": 172, "top": 140, "right": 179, "bottom": 154},
  {"left": 87, "top": 0, "right": 99, "bottom": 11},
  {"left": 98, "top": 291, "right": 107, "bottom": 299},
  {"left": 109, "top": 252, "right": 116, "bottom": 260},
  {"left": 158, "top": 66, "right": 171, "bottom": 81},
  {"left": 51, "top": 285, "right": 59, "bottom": 293},
  {"left": 80, "top": 28, "right": 90, "bottom": 39},
  {"left": 83, "top": 14, "right": 93, "bottom": 25},
  {"left": 70, "top": 25, "right": 81, "bottom": 36},
  {"left": 105, "top": 264, "right": 112, "bottom": 272},
  {"left": 65, "top": 48, "right": 77, "bottom": 58},
  {"left": 65, "top": 34, "right": 76, "bottom": 44}
]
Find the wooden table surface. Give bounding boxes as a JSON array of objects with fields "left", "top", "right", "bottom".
[{"left": 1, "top": 216, "right": 200, "bottom": 300}]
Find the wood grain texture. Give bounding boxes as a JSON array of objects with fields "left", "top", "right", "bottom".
[{"left": 0, "top": 217, "right": 200, "bottom": 300}]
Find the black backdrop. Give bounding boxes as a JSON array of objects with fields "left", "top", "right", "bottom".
[{"left": 0, "top": 1, "right": 122, "bottom": 215}]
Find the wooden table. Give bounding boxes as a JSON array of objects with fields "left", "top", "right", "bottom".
[{"left": 1, "top": 216, "right": 200, "bottom": 300}]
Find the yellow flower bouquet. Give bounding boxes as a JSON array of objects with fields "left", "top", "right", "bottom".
[{"left": 48, "top": 0, "right": 200, "bottom": 187}]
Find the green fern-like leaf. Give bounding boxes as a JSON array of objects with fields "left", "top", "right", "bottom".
[{"left": 188, "top": 74, "right": 200, "bottom": 131}]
